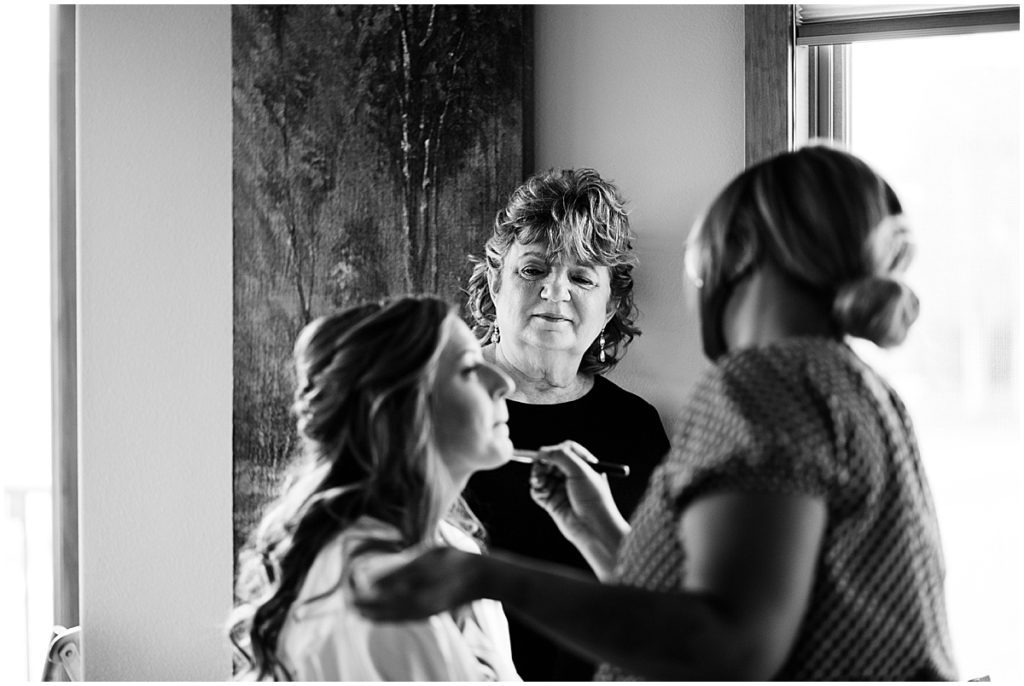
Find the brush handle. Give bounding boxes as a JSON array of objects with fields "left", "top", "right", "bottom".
[{"left": 511, "top": 449, "right": 630, "bottom": 478}]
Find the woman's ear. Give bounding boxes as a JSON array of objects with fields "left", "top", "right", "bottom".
[
  {"left": 487, "top": 268, "right": 499, "bottom": 299},
  {"left": 605, "top": 298, "right": 619, "bottom": 326}
]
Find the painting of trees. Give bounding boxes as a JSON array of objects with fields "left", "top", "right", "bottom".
[{"left": 232, "top": 5, "right": 529, "bottom": 555}]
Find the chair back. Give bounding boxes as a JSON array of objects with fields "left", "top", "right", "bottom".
[{"left": 42, "top": 625, "right": 81, "bottom": 681}]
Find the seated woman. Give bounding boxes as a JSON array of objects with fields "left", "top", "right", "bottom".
[
  {"left": 465, "top": 167, "right": 670, "bottom": 680},
  {"left": 355, "top": 146, "right": 957, "bottom": 681},
  {"left": 228, "top": 295, "right": 520, "bottom": 681}
]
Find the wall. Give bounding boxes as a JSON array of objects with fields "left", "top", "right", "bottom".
[
  {"left": 534, "top": 5, "right": 745, "bottom": 420},
  {"left": 73, "top": 4, "right": 743, "bottom": 679},
  {"left": 76, "top": 5, "right": 232, "bottom": 679}
]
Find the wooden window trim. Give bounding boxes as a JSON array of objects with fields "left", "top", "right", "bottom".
[
  {"left": 744, "top": 5, "right": 796, "bottom": 167},
  {"left": 744, "top": 4, "right": 1018, "bottom": 161},
  {"left": 51, "top": 3, "right": 79, "bottom": 628},
  {"left": 797, "top": 5, "right": 1019, "bottom": 45}
]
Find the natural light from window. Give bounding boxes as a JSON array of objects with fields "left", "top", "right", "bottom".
[
  {"left": 1, "top": 6, "right": 52, "bottom": 681},
  {"left": 846, "top": 30, "right": 1021, "bottom": 681}
]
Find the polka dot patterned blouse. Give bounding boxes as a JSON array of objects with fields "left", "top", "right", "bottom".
[{"left": 596, "top": 337, "right": 957, "bottom": 681}]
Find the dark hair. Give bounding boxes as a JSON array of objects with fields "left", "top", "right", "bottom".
[
  {"left": 228, "top": 295, "right": 479, "bottom": 679},
  {"left": 690, "top": 144, "right": 919, "bottom": 347},
  {"left": 465, "top": 168, "right": 641, "bottom": 375}
]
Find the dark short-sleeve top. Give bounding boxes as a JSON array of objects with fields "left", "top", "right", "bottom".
[
  {"left": 467, "top": 374, "right": 670, "bottom": 681},
  {"left": 596, "top": 338, "right": 957, "bottom": 681}
]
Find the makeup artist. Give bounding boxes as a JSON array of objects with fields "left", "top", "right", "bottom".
[{"left": 464, "top": 168, "right": 670, "bottom": 681}]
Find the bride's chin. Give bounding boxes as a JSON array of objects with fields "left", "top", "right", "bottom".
[{"left": 490, "top": 445, "right": 514, "bottom": 468}]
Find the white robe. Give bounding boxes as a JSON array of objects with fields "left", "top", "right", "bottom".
[{"left": 277, "top": 516, "right": 521, "bottom": 681}]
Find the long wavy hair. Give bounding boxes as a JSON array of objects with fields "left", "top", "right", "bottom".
[
  {"left": 228, "top": 295, "right": 480, "bottom": 680},
  {"left": 689, "top": 144, "right": 919, "bottom": 348},
  {"left": 465, "top": 168, "right": 641, "bottom": 375}
]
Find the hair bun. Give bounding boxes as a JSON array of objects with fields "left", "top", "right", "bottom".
[{"left": 832, "top": 276, "right": 920, "bottom": 347}]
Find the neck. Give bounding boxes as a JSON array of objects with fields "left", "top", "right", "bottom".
[
  {"left": 725, "top": 264, "right": 836, "bottom": 351},
  {"left": 485, "top": 342, "right": 592, "bottom": 404},
  {"left": 439, "top": 479, "right": 465, "bottom": 517},
  {"left": 434, "top": 464, "right": 471, "bottom": 530}
]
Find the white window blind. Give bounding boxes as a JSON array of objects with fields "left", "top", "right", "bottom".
[{"left": 796, "top": 3, "right": 1020, "bottom": 44}]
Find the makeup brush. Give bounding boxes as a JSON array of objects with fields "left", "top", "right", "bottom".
[{"left": 509, "top": 449, "right": 630, "bottom": 478}]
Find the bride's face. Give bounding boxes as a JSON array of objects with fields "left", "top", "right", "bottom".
[{"left": 431, "top": 316, "right": 515, "bottom": 483}]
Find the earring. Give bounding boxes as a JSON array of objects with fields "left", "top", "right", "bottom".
[
  {"left": 491, "top": 324, "right": 500, "bottom": 344},
  {"left": 598, "top": 329, "right": 606, "bottom": 363}
]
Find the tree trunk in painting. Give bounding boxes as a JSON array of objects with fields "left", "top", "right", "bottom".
[
  {"left": 232, "top": 5, "right": 528, "bottom": 557},
  {"left": 356, "top": 5, "right": 524, "bottom": 293}
]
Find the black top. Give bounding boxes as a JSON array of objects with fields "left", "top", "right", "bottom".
[{"left": 466, "top": 375, "right": 670, "bottom": 681}]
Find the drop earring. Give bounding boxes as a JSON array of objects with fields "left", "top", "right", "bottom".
[
  {"left": 598, "top": 329, "right": 606, "bottom": 363},
  {"left": 491, "top": 324, "right": 500, "bottom": 344}
]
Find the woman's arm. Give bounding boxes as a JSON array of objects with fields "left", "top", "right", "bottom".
[
  {"left": 528, "top": 441, "right": 630, "bottom": 580},
  {"left": 357, "top": 490, "right": 826, "bottom": 680}
]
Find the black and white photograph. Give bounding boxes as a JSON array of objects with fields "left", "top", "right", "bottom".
[{"left": 2, "top": 2, "right": 1020, "bottom": 682}]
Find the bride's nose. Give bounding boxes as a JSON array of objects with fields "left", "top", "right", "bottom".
[{"left": 481, "top": 361, "right": 514, "bottom": 398}]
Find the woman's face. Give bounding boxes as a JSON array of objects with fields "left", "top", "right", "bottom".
[
  {"left": 490, "top": 240, "right": 615, "bottom": 361},
  {"left": 431, "top": 316, "right": 515, "bottom": 483}
]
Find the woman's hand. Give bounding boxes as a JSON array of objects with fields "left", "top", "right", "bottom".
[
  {"left": 351, "top": 547, "right": 482, "bottom": 621},
  {"left": 529, "top": 441, "right": 629, "bottom": 580}
]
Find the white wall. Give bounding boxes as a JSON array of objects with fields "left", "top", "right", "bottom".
[
  {"left": 534, "top": 5, "right": 745, "bottom": 421},
  {"left": 73, "top": 4, "right": 743, "bottom": 679},
  {"left": 77, "top": 5, "right": 233, "bottom": 680}
]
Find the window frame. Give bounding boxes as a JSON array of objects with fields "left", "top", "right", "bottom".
[
  {"left": 744, "top": 4, "right": 795, "bottom": 165},
  {"left": 796, "top": 5, "right": 1020, "bottom": 45},
  {"left": 744, "top": 4, "right": 1020, "bottom": 156},
  {"left": 51, "top": 3, "right": 79, "bottom": 629}
]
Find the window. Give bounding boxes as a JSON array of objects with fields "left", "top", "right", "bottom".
[
  {"left": 793, "top": 6, "right": 1022, "bottom": 681},
  {"left": 1, "top": 6, "right": 77, "bottom": 680},
  {"left": 1, "top": 6, "right": 58, "bottom": 680}
]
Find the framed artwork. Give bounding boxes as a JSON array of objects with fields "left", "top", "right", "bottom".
[{"left": 232, "top": 5, "right": 532, "bottom": 556}]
